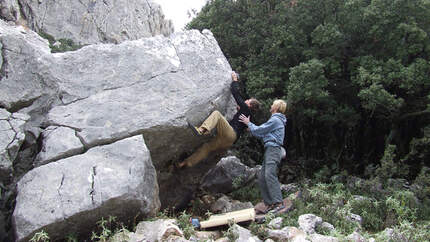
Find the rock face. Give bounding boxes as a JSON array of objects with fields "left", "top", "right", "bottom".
[
  {"left": 0, "top": 18, "right": 234, "bottom": 170},
  {"left": 41, "top": 29, "right": 233, "bottom": 170},
  {"left": 0, "top": 21, "right": 57, "bottom": 113},
  {"left": 0, "top": 0, "right": 21, "bottom": 22},
  {"left": 1, "top": 17, "right": 235, "bottom": 241},
  {"left": 16, "top": 0, "right": 174, "bottom": 45},
  {"left": 12, "top": 135, "right": 160, "bottom": 241},
  {"left": 0, "top": 109, "right": 29, "bottom": 182}
]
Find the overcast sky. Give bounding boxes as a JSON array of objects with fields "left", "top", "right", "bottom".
[{"left": 153, "top": 0, "right": 207, "bottom": 31}]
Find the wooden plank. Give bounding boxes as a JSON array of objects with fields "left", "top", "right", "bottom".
[{"left": 199, "top": 208, "right": 255, "bottom": 229}]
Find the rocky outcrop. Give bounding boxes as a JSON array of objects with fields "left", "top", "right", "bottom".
[
  {"left": 16, "top": 0, "right": 174, "bottom": 45},
  {"left": 12, "top": 135, "right": 159, "bottom": 241},
  {"left": 0, "top": 18, "right": 234, "bottom": 170},
  {"left": 41, "top": 29, "right": 234, "bottom": 170},
  {"left": 0, "top": 109, "right": 29, "bottom": 182},
  {"left": 1, "top": 17, "right": 235, "bottom": 241},
  {"left": 0, "top": 9, "right": 236, "bottom": 239}
]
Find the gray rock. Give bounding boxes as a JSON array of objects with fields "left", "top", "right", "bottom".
[
  {"left": 268, "top": 217, "right": 283, "bottom": 230},
  {"left": 0, "top": 211, "right": 6, "bottom": 242},
  {"left": 134, "top": 219, "right": 183, "bottom": 242},
  {"left": 44, "top": 29, "right": 234, "bottom": 170},
  {"left": 347, "top": 213, "right": 363, "bottom": 226},
  {"left": 192, "top": 231, "right": 223, "bottom": 241},
  {"left": 210, "top": 194, "right": 253, "bottom": 214},
  {"left": 34, "top": 126, "right": 84, "bottom": 166},
  {"left": 0, "top": 0, "right": 22, "bottom": 22},
  {"left": 308, "top": 234, "right": 338, "bottom": 242},
  {"left": 18, "top": 0, "right": 173, "bottom": 45},
  {"left": 0, "top": 109, "right": 29, "bottom": 181},
  {"left": 0, "top": 20, "right": 57, "bottom": 112},
  {"left": 231, "top": 224, "right": 262, "bottom": 242},
  {"left": 12, "top": 135, "right": 159, "bottom": 241},
  {"left": 346, "top": 231, "right": 365, "bottom": 242},
  {"left": 1, "top": 19, "right": 234, "bottom": 171},
  {"left": 319, "top": 222, "right": 335, "bottom": 232},
  {"left": 266, "top": 226, "right": 307, "bottom": 241},
  {"left": 200, "top": 156, "right": 259, "bottom": 194},
  {"left": 280, "top": 183, "right": 299, "bottom": 194},
  {"left": 298, "top": 214, "right": 323, "bottom": 235}
]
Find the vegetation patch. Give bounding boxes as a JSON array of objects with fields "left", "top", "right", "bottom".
[{"left": 38, "top": 31, "right": 85, "bottom": 53}]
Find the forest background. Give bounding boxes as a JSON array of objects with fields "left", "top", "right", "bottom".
[{"left": 184, "top": 0, "right": 430, "bottom": 239}]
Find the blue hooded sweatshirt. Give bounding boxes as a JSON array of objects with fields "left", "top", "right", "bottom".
[{"left": 247, "top": 113, "right": 287, "bottom": 148}]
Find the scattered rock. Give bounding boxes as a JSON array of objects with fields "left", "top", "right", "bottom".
[
  {"left": 200, "top": 156, "right": 259, "bottom": 194},
  {"left": 210, "top": 195, "right": 254, "bottom": 214},
  {"left": 230, "top": 224, "right": 262, "bottom": 242},
  {"left": 266, "top": 226, "right": 307, "bottom": 241},
  {"left": 319, "top": 222, "right": 335, "bottom": 232},
  {"left": 134, "top": 219, "right": 183, "bottom": 242},
  {"left": 308, "top": 233, "right": 339, "bottom": 242},
  {"left": 346, "top": 231, "right": 366, "bottom": 242},
  {"left": 280, "top": 183, "right": 299, "bottom": 194},
  {"left": 192, "top": 231, "right": 223, "bottom": 241},
  {"left": 268, "top": 217, "right": 283, "bottom": 230},
  {"left": 298, "top": 214, "right": 323, "bottom": 235},
  {"left": 347, "top": 213, "right": 363, "bottom": 226}
]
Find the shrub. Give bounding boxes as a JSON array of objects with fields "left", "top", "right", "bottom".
[
  {"left": 29, "top": 230, "right": 50, "bottom": 242},
  {"left": 38, "top": 31, "right": 84, "bottom": 53},
  {"left": 91, "top": 216, "right": 120, "bottom": 242},
  {"left": 348, "top": 196, "right": 385, "bottom": 231},
  {"left": 385, "top": 191, "right": 418, "bottom": 224},
  {"left": 176, "top": 211, "right": 195, "bottom": 239},
  {"left": 229, "top": 182, "right": 261, "bottom": 204}
]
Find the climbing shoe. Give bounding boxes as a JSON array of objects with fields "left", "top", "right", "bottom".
[{"left": 188, "top": 122, "right": 202, "bottom": 136}]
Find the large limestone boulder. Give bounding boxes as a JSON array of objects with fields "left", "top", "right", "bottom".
[
  {"left": 12, "top": 135, "right": 159, "bottom": 241},
  {"left": 18, "top": 0, "right": 174, "bottom": 45},
  {"left": 0, "top": 109, "right": 29, "bottom": 182},
  {"left": 0, "top": 19, "right": 234, "bottom": 170},
  {"left": 41, "top": 29, "right": 234, "bottom": 170}
]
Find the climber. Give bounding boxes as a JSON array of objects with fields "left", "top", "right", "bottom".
[
  {"left": 177, "top": 71, "right": 260, "bottom": 168},
  {"left": 239, "top": 99, "right": 287, "bottom": 214}
]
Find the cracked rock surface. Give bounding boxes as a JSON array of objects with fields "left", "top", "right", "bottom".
[
  {"left": 0, "top": 20, "right": 57, "bottom": 112},
  {"left": 0, "top": 108, "right": 29, "bottom": 181},
  {"left": 12, "top": 135, "right": 159, "bottom": 241},
  {"left": 45, "top": 29, "right": 234, "bottom": 169},
  {"left": 17, "top": 0, "right": 174, "bottom": 45},
  {"left": 1, "top": 16, "right": 235, "bottom": 241}
]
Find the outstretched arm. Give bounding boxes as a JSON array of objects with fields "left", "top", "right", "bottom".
[
  {"left": 230, "top": 74, "right": 247, "bottom": 109},
  {"left": 239, "top": 114, "right": 277, "bottom": 138}
]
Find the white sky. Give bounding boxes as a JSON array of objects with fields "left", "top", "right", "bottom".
[{"left": 153, "top": 0, "right": 207, "bottom": 31}]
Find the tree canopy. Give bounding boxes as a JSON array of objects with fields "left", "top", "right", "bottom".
[{"left": 187, "top": 0, "right": 430, "bottom": 179}]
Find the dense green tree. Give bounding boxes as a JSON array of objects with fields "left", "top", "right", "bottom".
[{"left": 187, "top": 0, "right": 430, "bottom": 179}]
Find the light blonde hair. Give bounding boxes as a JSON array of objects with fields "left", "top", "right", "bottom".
[{"left": 273, "top": 99, "right": 287, "bottom": 114}]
